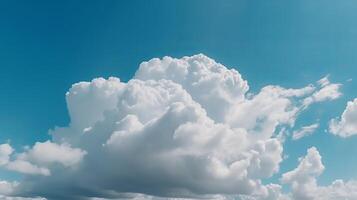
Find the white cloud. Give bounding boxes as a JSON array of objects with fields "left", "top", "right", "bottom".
[
  {"left": 6, "top": 160, "right": 50, "bottom": 176},
  {"left": 281, "top": 147, "right": 357, "bottom": 200},
  {"left": 0, "top": 144, "right": 13, "bottom": 166},
  {"left": 0, "top": 181, "right": 17, "bottom": 196},
  {"left": 0, "top": 195, "right": 46, "bottom": 200},
  {"left": 315, "top": 180, "right": 357, "bottom": 200},
  {"left": 134, "top": 54, "right": 249, "bottom": 122},
  {"left": 227, "top": 85, "right": 315, "bottom": 141},
  {"left": 292, "top": 123, "right": 319, "bottom": 140},
  {"left": 65, "top": 77, "right": 125, "bottom": 130},
  {"left": 317, "top": 76, "right": 330, "bottom": 87},
  {"left": 19, "top": 141, "right": 86, "bottom": 167},
  {"left": 0, "top": 180, "right": 42, "bottom": 200},
  {"left": 329, "top": 98, "right": 357, "bottom": 137},
  {"left": 303, "top": 76, "right": 342, "bottom": 107},
  {"left": 281, "top": 147, "right": 324, "bottom": 200},
  {"left": 0, "top": 55, "right": 343, "bottom": 200},
  {"left": 0, "top": 144, "right": 52, "bottom": 176},
  {"left": 0, "top": 141, "right": 85, "bottom": 176}
]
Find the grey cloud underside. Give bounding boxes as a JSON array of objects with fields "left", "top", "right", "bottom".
[{"left": 0, "top": 54, "right": 344, "bottom": 200}]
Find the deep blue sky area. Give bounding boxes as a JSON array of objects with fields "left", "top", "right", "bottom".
[{"left": 1, "top": 0, "right": 357, "bottom": 184}]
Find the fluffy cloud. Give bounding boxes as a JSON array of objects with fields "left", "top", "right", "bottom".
[
  {"left": 0, "top": 180, "right": 44, "bottom": 200},
  {"left": 316, "top": 180, "right": 357, "bottom": 200},
  {"left": 0, "top": 141, "right": 85, "bottom": 176},
  {"left": 281, "top": 147, "right": 325, "bottom": 200},
  {"left": 329, "top": 98, "right": 357, "bottom": 137},
  {"left": 0, "top": 144, "right": 13, "bottom": 166},
  {"left": 227, "top": 85, "right": 316, "bottom": 141},
  {"left": 302, "top": 76, "right": 342, "bottom": 107},
  {"left": 0, "top": 55, "right": 343, "bottom": 200},
  {"left": 18, "top": 141, "right": 86, "bottom": 168},
  {"left": 0, "top": 181, "right": 17, "bottom": 196},
  {"left": 292, "top": 123, "right": 319, "bottom": 140},
  {"left": 281, "top": 147, "right": 357, "bottom": 200},
  {"left": 134, "top": 55, "right": 249, "bottom": 122},
  {"left": 6, "top": 160, "right": 50, "bottom": 176}
]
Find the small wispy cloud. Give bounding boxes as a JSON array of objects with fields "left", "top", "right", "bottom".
[{"left": 292, "top": 123, "right": 319, "bottom": 140}]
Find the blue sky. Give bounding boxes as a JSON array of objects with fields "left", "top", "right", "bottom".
[{"left": 1, "top": 1, "right": 357, "bottom": 199}]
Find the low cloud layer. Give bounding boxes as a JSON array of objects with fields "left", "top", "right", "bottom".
[{"left": 0, "top": 54, "right": 348, "bottom": 200}]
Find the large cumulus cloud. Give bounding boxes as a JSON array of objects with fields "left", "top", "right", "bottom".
[{"left": 0, "top": 55, "right": 344, "bottom": 199}]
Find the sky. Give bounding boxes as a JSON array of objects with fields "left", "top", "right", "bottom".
[{"left": 1, "top": 1, "right": 357, "bottom": 200}]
